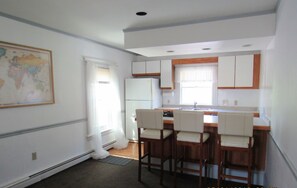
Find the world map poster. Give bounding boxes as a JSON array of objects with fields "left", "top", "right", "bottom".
[{"left": 0, "top": 41, "right": 54, "bottom": 108}]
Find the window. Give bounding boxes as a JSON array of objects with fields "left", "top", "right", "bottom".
[
  {"left": 96, "top": 67, "right": 112, "bottom": 132},
  {"left": 175, "top": 64, "right": 218, "bottom": 105}
]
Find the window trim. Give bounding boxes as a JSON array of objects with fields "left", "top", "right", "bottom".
[{"left": 175, "top": 63, "right": 218, "bottom": 105}]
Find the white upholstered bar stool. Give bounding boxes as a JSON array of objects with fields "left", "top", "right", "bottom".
[
  {"left": 136, "top": 109, "right": 173, "bottom": 185},
  {"left": 217, "top": 112, "right": 254, "bottom": 187},
  {"left": 173, "top": 110, "right": 210, "bottom": 187}
]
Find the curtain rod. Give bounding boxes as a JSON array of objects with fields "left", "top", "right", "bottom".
[{"left": 83, "top": 56, "right": 118, "bottom": 67}]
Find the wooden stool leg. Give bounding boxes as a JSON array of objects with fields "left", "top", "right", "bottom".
[
  {"left": 199, "top": 147, "right": 202, "bottom": 188},
  {"left": 204, "top": 159, "right": 208, "bottom": 188},
  {"left": 217, "top": 146, "right": 221, "bottom": 188},
  {"left": 174, "top": 134, "right": 177, "bottom": 187},
  {"left": 148, "top": 142, "right": 151, "bottom": 171},
  {"left": 138, "top": 139, "right": 142, "bottom": 182},
  {"left": 160, "top": 139, "right": 164, "bottom": 185},
  {"left": 169, "top": 136, "right": 172, "bottom": 174},
  {"left": 223, "top": 150, "right": 227, "bottom": 181},
  {"left": 248, "top": 149, "right": 252, "bottom": 187},
  {"left": 181, "top": 146, "right": 185, "bottom": 174}
]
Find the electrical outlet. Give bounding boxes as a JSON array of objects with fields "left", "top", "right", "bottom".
[
  {"left": 223, "top": 99, "right": 229, "bottom": 106},
  {"left": 32, "top": 152, "right": 37, "bottom": 160}
]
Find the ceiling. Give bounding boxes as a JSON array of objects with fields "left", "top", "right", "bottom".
[{"left": 0, "top": 0, "right": 278, "bottom": 57}]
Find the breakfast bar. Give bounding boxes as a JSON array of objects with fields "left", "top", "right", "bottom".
[{"left": 149, "top": 115, "right": 270, "bottom": 171}]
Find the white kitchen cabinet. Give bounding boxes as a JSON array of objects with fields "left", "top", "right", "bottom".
[
  {"left": 146, "top": 60, "right": 160, "bottom": 74},
  {"left": 218, "top": 56, "right": 236, "bottom": 87},
  {"left": 235, "top": 55, "right": 254, "bottom": 87},
  {"left": 132, "top": 61, "right": 146, "bottom": 74},
  {"left": 218, "top": 54, "right": 259, "bottom": 89},
  {"left": 132, "top": 60, "right": 160, "bottom": 76},
  {"left": 160, "top": 60, "right": 174, "bottom": 89}
]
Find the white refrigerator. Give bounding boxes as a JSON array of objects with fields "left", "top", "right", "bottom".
[{"left": 125, "top": 78, "right": 162, "bottom": 140}]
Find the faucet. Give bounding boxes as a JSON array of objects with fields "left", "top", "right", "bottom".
[{"left": 194, "top": 102, "right": 197, "bottom": 109}]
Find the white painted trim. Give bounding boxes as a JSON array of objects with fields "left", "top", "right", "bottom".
[
  {"left": 269, "top": 133, "right": 297, "bottom": 181},
  {"left": 4, "top": 151, "right": 93, "bottom": 188},
  {"left": 83, "top": 56, "right": 117, "bottom": 68},
  {"left": 0, "top": 119, "right": 87, "bottom": 140}
]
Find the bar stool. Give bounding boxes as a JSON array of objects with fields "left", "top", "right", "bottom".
[
  {"left": 173, "top": 110, "right": 210, "bottom": 187},
  {"left": 217, "top": 112, "right": 254, "bottom": 187},
  {"left": 136, "top": 109, "right": 173, "bottom": 185}
]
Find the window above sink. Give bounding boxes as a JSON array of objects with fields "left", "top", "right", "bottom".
[{"left": 175, "top": 63, "right": 218, "bottom": 105}]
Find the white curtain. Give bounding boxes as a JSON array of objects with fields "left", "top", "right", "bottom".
[
  {"left": 175, "top": 63, "right": 218, "bottom": 83},
  {"left": 85, "top": 61, "right": 109, "bottom": 159},
  {"left": 109, "top": 66, "right": 129, "bottom": 149}
]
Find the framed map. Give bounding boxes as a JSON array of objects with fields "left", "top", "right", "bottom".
[{"left": 0, "top": 41, "right": 54, "bottom": 108}]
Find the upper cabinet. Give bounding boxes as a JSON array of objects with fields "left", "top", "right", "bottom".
[
  {"left": 132, "top": 61, "right": 146, "bottom": 74},
  {"left": 218, "top": 54, "right": 260, "bottom": 89},
  {"left": 146, "top": 60, "right": 161, "bottom": 74},
  {"left": 218, "top": 56, "right": 236, "bottom": 87},
  {"left": 132, "top": 60, "right": 160, "bottom": 76},
  {"left": 160, "top": 60, "right": 174, "bottom": 89},
  {"left": 235, "top": 55, "right": 254, "bottom": 87}
]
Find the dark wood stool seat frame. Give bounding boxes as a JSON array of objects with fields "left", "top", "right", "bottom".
[
  {"left": 217, "top": 135, "right": 253, "bottom": 187},
  {"left": 138, "top": 129, "right": 173, "bottom": 185},
  {"left": 217, "top": 112, "right": 254, "bottom": 188},
  {"left": 174, "top": 131, "right": 209, "bottom": 187}
]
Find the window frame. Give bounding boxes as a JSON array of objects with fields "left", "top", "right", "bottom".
[{"left": 175, "top": 63, "right": 218, "bottom": 106}]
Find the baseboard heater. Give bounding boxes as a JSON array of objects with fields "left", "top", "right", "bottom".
[
  {"left": 103, "top": 140, "right": 116, "bottom": 150},
  {"left": 6, "top": 150, "right": 94, "bottom": 188},
  {"left": 7, "top": 141, "right": 116, "bottom": 188}
]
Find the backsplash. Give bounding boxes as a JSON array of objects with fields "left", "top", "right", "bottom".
[
  {"left": 217, "top": 89, "right": 259, "bottom": 107},
  {"left": 162, "top": 89, "right": 259, "bottom": 107}
]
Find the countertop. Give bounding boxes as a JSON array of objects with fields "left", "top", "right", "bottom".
[
  {"left": 157, "top": 106, "right": 260, "bottom": 117},
  {"left": 163, "top": 115, "right": 270, "bottom": 131}
]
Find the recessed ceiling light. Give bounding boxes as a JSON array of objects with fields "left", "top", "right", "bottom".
[
  {"left": 242, "top": 44, "right": 252, "bottom": 47},
  {"left": 136, "top": 12, "right": 147, "bottom": 16},
  {"left": 202, "top": 48, "right": 211, "bottom": 51},
  {"left": 167, "top": 50, "right": 174, "bottom": 53}
]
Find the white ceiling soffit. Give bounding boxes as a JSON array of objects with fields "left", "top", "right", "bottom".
[
  {"left": 124, "top": 14, "right": 276, "bottom": 57},
  {"left": 0, "top": 0, "right": 278, "bottom": 57}
]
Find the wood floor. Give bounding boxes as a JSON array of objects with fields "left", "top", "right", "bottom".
[{"left": 108, "top": 142, "right": 142, "bottom": 160}]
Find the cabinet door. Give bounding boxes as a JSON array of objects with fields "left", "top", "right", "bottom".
[
  {"left": 218, "top": 56, "right": 235, "bottom": 88},
  {"left": 160, "top": 60, "right": 173, "bottom": 89},
  {"left": 235, "top": 55, "right": 254, "bottom": 87},
  {"left": 146, "top": 60, "right": 161, "bottom": 74},
  {"left": 132, "top": 61, "right": 146, "bottom": 74}
]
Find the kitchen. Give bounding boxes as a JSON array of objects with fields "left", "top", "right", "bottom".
[
  {"left": 124, "top": 54, "right": 269, "bottom": 186},
  {"left": 126, "top": 55, "right": 262, "bottom": 141},
  {"left": 0, "top": 0, "right": 296, "bottom": 188}
]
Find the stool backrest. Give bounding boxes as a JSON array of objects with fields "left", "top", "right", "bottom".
[
  {"left": 218, "top": 112, "right": 253, "bottom": 137},
  {"left": 136, "top": 109, "right": 164, "bottom": 130},
  {"left": 173, "top": 110, "right": 204, "bottom": 133}
]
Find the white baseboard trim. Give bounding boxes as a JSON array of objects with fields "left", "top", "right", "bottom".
[{"left": 5, "top": 151, "right": 93, "bottom": 188}]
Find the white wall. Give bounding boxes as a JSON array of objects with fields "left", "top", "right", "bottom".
[
  {"left": 0, "top": 16, "right": 134, "bottom": 187},
  {"left": 217, "top": 89, "right": 259, "bottom": 107},
  {"left": 260, "top": 0, "right": 297, "bottom": 187}
]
